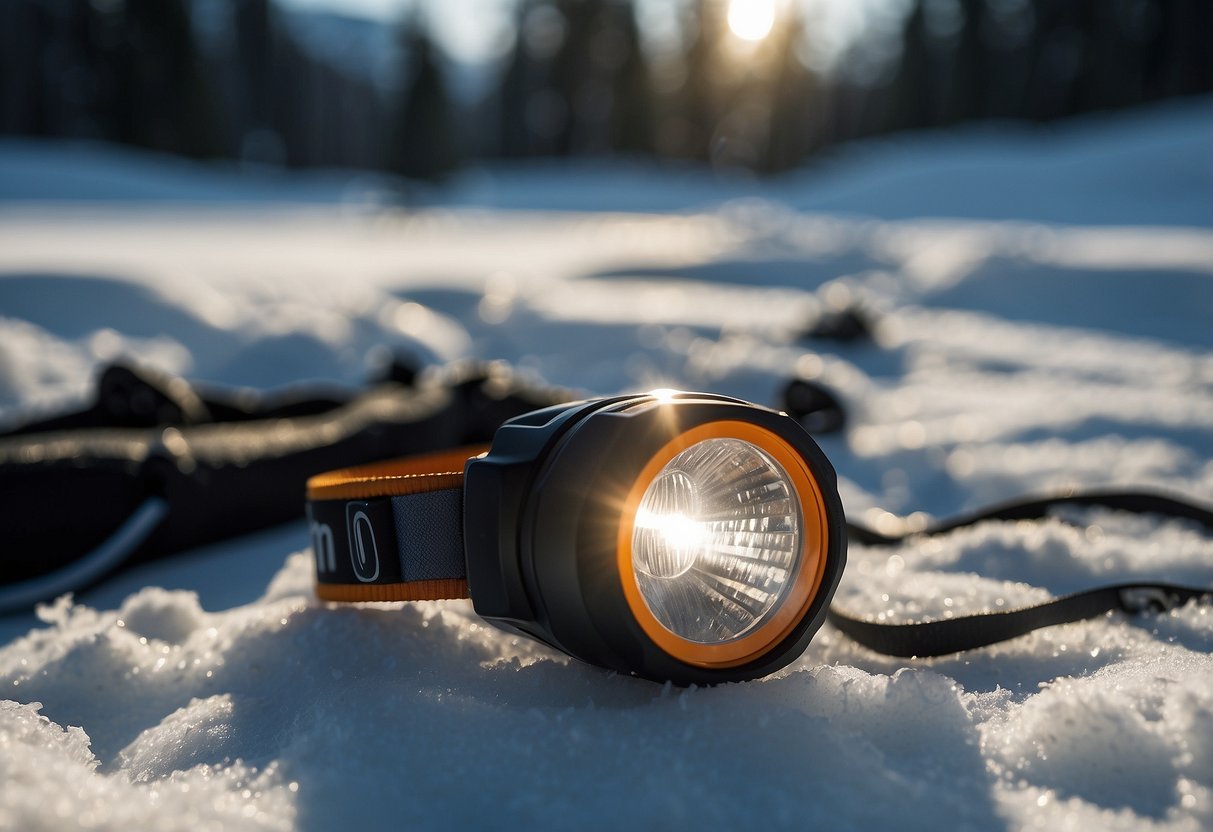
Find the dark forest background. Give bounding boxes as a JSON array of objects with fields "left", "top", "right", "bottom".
[{"left": 2, "top": 0, "right": 1210, "bottom": 180}]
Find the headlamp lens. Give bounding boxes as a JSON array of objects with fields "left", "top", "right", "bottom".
[{"left": 631, "top": 437, "right": 802, "bottom": 644}]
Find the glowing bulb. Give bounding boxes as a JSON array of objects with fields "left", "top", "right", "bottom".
[
  {"left": 630, "top": 438, "right": 802, "bottom": 644},
  {"left": 727, "top": 0, "right": 776, "bottom": 42},
  {"left": 634, "top": 510, "right": 705, "bottom": 579}
]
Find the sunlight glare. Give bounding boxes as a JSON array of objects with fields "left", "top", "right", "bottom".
[
  {"left": 727, "top": 0, "right": 777, "bottom": 42},
  {"left": 633, "top": 510, "right": 705, "bottom": 579}
]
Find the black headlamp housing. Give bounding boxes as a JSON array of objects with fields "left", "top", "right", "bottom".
[{"left": 463, "top": 392, "right": 848, "bottom": 685}]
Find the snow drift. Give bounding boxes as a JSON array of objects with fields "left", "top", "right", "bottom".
[{"left": 1, "top": 99, "right": 1211, "bottom": 830}]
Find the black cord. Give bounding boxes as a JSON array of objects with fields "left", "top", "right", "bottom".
[{"left": 831, "top": 489, "right": 1213, "bottom": 657}]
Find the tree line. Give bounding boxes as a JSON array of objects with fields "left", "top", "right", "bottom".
[{"left": 1, "top": 0, "right": 1209, "bottom": 180}]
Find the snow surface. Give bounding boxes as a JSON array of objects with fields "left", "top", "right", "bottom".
[{"left": 1, "top": 98, "right": 1212, "bottom": 830}]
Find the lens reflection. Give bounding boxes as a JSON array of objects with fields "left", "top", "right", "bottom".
[{"left": 631, "top": 438, "right": 802, "bottom": 644}]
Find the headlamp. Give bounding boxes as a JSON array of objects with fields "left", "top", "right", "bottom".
[{"left": 307, "top": 391, "right": 846, "bottom": 684}]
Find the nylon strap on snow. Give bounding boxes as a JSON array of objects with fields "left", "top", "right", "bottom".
[
  {"left": 306, "top": 445, "right": 488, "bottom": 602},
  {"left": 831, "top": 490, "right": 1213, "bottom": 657}
]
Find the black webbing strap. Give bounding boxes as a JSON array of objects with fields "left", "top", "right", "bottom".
[
  {"left": 831, "top": 490, "right": 1213, "bottom": 657},
  {"left": 307, "top": 489, "right": 467, "bottom": 598},
  {"left": 846, "top": 490, "right": 1213, "bottom": 545}
]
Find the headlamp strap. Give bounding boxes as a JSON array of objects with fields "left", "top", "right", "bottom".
[
  {"left": 306, "top": 445, "right": 1213, "bottom": 659},
  {"left": 305, "top": 446, "right": 488, "bottom": 602},
  {"left": 833, "top": 490, "right": 1213, "bottom": 657}
]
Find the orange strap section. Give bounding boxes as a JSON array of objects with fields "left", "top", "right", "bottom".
[
  {"left": 306, "top": 445, "right": 488, "bottom": 501},
  {"left": 316, "top": 578, "right": 472, "bottom": 603},
  {"left": 307, "top": 444, "right": 488, "bottom": 603}
]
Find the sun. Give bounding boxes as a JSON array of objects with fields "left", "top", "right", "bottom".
[{"left": 727, "top": 0, "right": 777, "bottom": 42}]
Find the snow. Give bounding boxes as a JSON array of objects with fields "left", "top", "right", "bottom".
[{"left": 1, "top": 97, "right": 1212, "bottom": 830}]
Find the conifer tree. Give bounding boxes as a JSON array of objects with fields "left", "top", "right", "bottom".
[
  {"left": 607, "top": 0, "right": 656, "bottom": 155},
  {"left": 386, "top": 16, "right": 458, "bottom": 179}
]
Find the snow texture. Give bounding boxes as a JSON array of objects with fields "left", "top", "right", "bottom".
[{"left": 1, "top": 99, "right": 1211, "bottom": 830}]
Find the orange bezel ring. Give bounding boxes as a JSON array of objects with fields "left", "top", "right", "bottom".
[{"left": 615, "top": 420, "right": 830, "bottom": 669}]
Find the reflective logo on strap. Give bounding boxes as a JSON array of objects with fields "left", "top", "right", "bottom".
[{"left": 346, "top": 501, "right": 380, "bottom": 583}]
